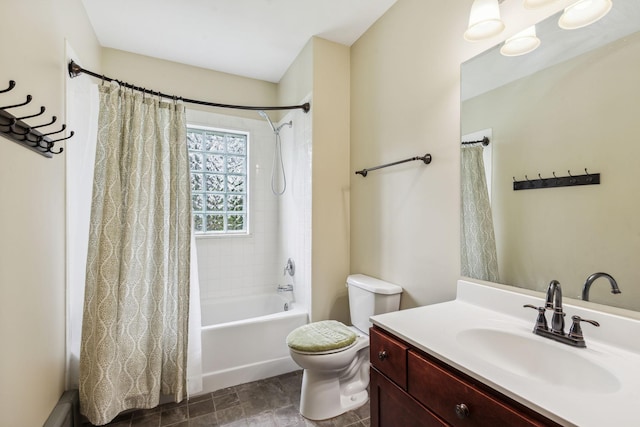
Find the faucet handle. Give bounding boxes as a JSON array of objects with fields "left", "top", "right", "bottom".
[
  {"left": 568, "top": 315, "right": 600, "bottom": 341},
  {"left": 284, "top": 258, "right": 295, "bottom": 277},
  {"left": 523, "top": 304, "right": 548, "bottom": 331}
]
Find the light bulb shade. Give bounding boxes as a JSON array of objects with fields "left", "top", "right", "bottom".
[
  {"left": 500, "top": 26, "right": 541, "bottom": 56},
  {"left": 523, "top": 0, "right": 558, "bottom": 9},
  {"left": 558, "top": 0, "right": 613, "bottom": 30},
  {"left": 464, "top": 0, "right": 505, "bottom": 41}
]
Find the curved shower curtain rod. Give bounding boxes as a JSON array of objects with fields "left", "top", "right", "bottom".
[{"left": 67, "top": 60, "right": 311, "bottom": 113}]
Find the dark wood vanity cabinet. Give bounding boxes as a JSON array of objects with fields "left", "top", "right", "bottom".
[{"left": 370, "top": 326, "right": 562, "bottom": 427}]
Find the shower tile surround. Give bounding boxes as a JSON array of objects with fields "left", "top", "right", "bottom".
[
  {"left": 187, "top": 107, "right": 312, "bottom": 306},
  {"left": 81, "top": 371, "right": 370, "bottom": 427}
]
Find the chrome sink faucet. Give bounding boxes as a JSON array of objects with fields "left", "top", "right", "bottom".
[
  {"left": 524, "top": 279, "right": 600, "bottom": 348},
  {"left": 582, "top": 272, "right": 621, "bottom": 301}
]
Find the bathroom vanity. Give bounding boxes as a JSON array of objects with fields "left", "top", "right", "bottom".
[
  {"left": 369, "top": 280, "right": 640, "bottom": 427},
  {"left": 370, "top": 326, "right": 559, "bottom": 426}
]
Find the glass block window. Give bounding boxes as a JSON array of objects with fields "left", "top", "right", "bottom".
[{"left": 187, "top": 126, "right": 248, "bottom": 234}]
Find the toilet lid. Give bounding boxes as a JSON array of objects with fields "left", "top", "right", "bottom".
[{"left": 286, "top": 320, "right": 357, "bottom": 353}]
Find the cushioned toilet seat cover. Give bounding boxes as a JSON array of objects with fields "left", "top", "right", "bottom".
[{"left": 286, "top": 320, "right": 357, "bottom": 352}]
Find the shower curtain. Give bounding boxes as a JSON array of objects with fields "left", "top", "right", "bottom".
[
  {"left": 79, "top": 82, "right": 194, "bottom": 426},
  {"left": 461, "top": 144, "right": 500, "bottom": 282}
]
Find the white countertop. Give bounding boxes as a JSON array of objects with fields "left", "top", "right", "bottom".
[{"left": 370, "top": 280, "right": 640, "bottom": 427}]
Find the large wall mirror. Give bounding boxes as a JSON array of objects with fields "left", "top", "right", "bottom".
[{"left": 461, "top": 0, "right": 640, "bottom": 312}]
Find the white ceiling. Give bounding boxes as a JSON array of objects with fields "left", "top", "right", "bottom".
[{"left": 81, "top": 0, "right": 397, "bottom": 83}]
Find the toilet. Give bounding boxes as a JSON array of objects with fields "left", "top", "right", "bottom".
[{"left": 286, "top": 274, "right": 402, "bottom": 420}]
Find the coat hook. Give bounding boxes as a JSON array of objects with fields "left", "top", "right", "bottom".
[
  {"left": 585, "top": 168, "right": 589, "bottom": 175},
  {"left": 47, "top": 131, "right": 74, "bottom": 145},
  {"left": 24, "top": 131, "right": 44, "bottom": 147},
  {"left": 48, "top": 145, "right": 64, "bottom": 155},
  {"left": 10, "top": 123, "right": 30, "bottom": 136},
  {"left": 568, "top": 170, "right": 573, "bottom": 177},
  {"left": 36, "top": 137, "right": 51, "bottom": 150},
  {"left": 553, "top": 172, "right": 557, "bottom": 178},
  {"left": 34, "top": 134, "right": 50, "bottom": 150},
  {"left": 13, "top": 106, "right": 46, "bottom": 122},
  {"left": 0, "top": 80, "right": 16, "bottom": 94},
  {"left": 30, "top": 115, "right": 57, "bottom": 129},
  {"left": 525, "top": 175, "right": 531, "bottom": 182},
  {"left": 513, "top": 176, "right": 516, "bottom": 182},
  {"left": 40, "top": 124, "right": 66, "bottom": 137},
  {"left": 539, "top": 173, "right": 548, "bottom": 186},
  {"left": 0, "top": 94, "right": 32, "bottom": 110}
]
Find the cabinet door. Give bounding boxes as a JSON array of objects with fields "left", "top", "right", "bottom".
[
  {"left": 371, "top": 367, "right": 449, "bottom": 427},
  {"left": 408, "top": 351, "right": 552, "bottom": 427}
]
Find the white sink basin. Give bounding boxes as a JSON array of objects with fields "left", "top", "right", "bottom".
[{"left": 456, "top": 328, "right": 621, "bottom": 393}]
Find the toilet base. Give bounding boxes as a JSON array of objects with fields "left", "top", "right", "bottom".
[{"left": 298, "top": 353, "right": 369, "bottom": 420}]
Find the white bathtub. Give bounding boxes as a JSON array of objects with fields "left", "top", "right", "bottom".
[{"left": 200, "top": 293, "right": 308, "bottom": 393}]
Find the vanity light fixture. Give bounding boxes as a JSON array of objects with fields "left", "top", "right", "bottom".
[
  {"left": 500, "top": 25, "right": 541, "bottom": 56},
  {"left": 523, "top": 0, "right": 558, "bottom": 9},
  {"left": 464, "top": 0, "right": 506, "bottom": 41},
  {"left": 558, "top": 0, "right": 613, "bottom": 29}
]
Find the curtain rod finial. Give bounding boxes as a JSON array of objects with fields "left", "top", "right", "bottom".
[{"left": 68, "top": 60, "right": 82, "bottom": 78}]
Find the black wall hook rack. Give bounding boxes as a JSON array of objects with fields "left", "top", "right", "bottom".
[
  {"left": 355, "top": 153, "right": 432, "bottom": 177},
  {"left": 0, "top": 80, "right": 73, "bottom": 158},
  {"left": 513, "top": 169, "right": 600, "bottom": 191}
]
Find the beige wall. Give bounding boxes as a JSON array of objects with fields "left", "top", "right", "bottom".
[
  {"left": 309, "top": 39, "right": 351, "bottom": 323},
  {"left": 462, "top": 32, "right": 640, "bottom": 311},
  {"left": 349, "top": 0, "right": 575, "bottom": 308},
  {"left": 278, "top": 39, "right": 313, "bottom": 112},
  {"left": 0, "top": 1, "right": 100, "bottom": 426},
  {"left": 350, "top": 0, "right": 470, "bottom": 308}
]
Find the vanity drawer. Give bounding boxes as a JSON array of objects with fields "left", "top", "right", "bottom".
[
  {"left": 407, "top": 350, "right": 548, "bottom": 427},
  {"left": 370, "top": 327, "right": 409, "bottom": 389},
  {"left": 371, "top": 367, "right": 449, "bottom": 427}
]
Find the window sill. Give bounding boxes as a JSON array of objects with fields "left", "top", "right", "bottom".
[{"left": 195, "top": 232, "right": 252, "bottom": 240}]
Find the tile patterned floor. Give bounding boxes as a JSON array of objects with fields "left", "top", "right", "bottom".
[{"left": 82, "top": 370, "right": 370, "bottom": 427}]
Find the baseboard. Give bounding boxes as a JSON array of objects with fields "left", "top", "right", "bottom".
[{"left": 43, "top": 390, "right": 80, "bottom": 427}]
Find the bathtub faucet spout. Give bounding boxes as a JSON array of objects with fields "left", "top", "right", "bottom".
[
  {"left": 277, "top": 284, "right": 294, "bottom": 293},
  {"left": 278, "top": 283, "right": 295, "bottom": 305}
]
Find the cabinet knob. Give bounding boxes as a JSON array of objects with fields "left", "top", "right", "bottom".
[
  {"left": 455, "top": 403, "right": 470, "bottom": 419},
  {"left": 378, "top": 350, "right": 388, "bottom": 361}
]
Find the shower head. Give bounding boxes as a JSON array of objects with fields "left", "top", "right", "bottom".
[{"left": 258, "top": 110, "right": 277, "bottom": 133}]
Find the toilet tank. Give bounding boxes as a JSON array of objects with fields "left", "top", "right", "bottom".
[{"left": 347, "top": 274, "right": 402, "bottom": 334}]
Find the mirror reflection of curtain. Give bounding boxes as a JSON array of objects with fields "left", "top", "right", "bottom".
[
  {"left": 79, "top": 82, "right": 194, "bottom": 425},
  {"left": 461, "top": 145, "right": 499, "bottom": 282}
]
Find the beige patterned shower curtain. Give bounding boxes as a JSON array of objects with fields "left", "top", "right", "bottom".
[
  {"left": 461, "top": 144, "right": 500, "bottom": 283},
  {"left": 79, "top": 82, "right": 191, "bottom": 426}
]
